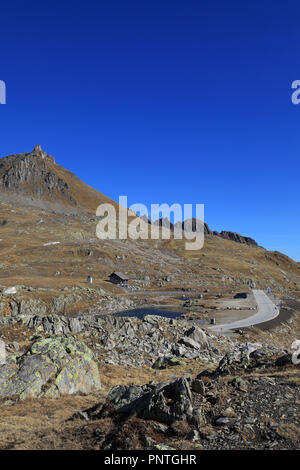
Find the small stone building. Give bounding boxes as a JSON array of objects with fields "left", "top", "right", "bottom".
[{"left": 109, "top": 272, "right": 129, "bottom": 286}]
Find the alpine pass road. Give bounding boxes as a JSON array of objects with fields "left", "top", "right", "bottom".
[{"left": 210, "top": 289, "right": 280, "bottom": 333}]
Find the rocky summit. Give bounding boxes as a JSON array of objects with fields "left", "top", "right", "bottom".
[
  {"left": 0, "top": 146, "right": 299, "bottom": 450},
  {"left": 0, "top": 145, "right": 118, "bottom": 213}
]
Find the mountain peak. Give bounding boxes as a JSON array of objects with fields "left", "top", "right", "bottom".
[
  {"left": 32, "top": 144, "right": 51, "bottom": 160},
  {"left": 29, "top": 145, "right": 55, "bottom": 163},
  {"left": 0, "top": 146, "right": 118, "bottom": 213}
]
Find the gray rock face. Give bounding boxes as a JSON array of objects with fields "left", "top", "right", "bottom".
[
  {"left": 179, "top": 336, "right": 202, "bottom": 350},
  {"left": 0, "top": 307, "right": 236, "bottom": 368},
  {"left": 18, "top": 314, "right": 205, "bottom": 366},
  {"left": 32, "top": 145, "right": 48, "bottom": 159},
  {"left": 153, "top": 218, "right": 174, "bottom": 230},
  {"left": 172, "top": 219, "right": 258, "bottom": 246},
  {"left": 175, "top": 219, "right": 211, "bottom": 235},
  {"left": 151, "top": 356, "right": 186, "bottom": 369},
  {"left": 101, "top": 377, "right": 203, "bottom": 426},
  {"left": 0, "top": 146, "right": 77, "bottom": 206},
  {"left": 0, "top": 336, "right": 101, "bottom": 399},
  {"left": 18, "top": 298, "right": 47, "bottom": 316},
  {"left": 50, "top": 292, "right": 82, "bottom": 313},
  {"left": 217, "top": 231, "right": 258, "bottom": 247},
  {"left": 197, "top": 343, "right": 284, "bottom": 380},
  {"left": 24, "top": 314, "right": 84, "bottom": 335},
  {"left": 185, "top": 326, "right": 209, "bottom": 348}
]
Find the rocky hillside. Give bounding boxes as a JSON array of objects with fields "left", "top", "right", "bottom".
[
  {"left": 0, "top": 145, "right": 118, "bottom": 213},
  {"left": 80, "top": 346, "right": 300, "bottom": 451},
  {"left": 0, "top": 309, "right": 299, "bottom": 450},
  {"left": 0, "top": 146, "right": 261, "bottom": 246},
  {"left": 0, "top": 145, "right": 299, "bottom": 305}
]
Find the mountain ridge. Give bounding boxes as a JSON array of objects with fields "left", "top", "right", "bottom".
[{"left": 0, "top": 146, "right": 292, "bottom": 254}]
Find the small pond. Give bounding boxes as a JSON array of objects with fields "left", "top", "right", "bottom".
[{"left": 114, "top": 307, "right": 185, "bottom": 320}]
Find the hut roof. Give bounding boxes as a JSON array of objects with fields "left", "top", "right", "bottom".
[{"left": 109, "top": 272, "right": 129, "bottom": 281}]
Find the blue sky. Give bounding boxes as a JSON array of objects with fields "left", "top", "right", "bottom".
[{"left": 0, "top": 1, "right": 299, "bottom": 260}]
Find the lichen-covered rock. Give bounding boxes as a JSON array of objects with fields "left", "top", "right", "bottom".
[
  {"left": 152, "top": 356, "right": 186, "bottom": 369},
  {"left": 18, "top": 298, "right": 48, "bottom": 317},
  {"left": 0, "top": 336, "right": 100, "bottom": 399},
  {"left": 0, "top": 310, "right": 237, "bottom": 368},
  {"left": 50, "top": 293, "right": 82, "bottom": 313}
]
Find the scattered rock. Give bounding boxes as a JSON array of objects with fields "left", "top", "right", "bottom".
[
  {"left": 191, "top": 379, "right": 205, "bottom": 395},
  {"left": 3, "top": 287, "right": 18, "bottom": 295},
  {"left": 92, "top": 377, "right": 201, "bottom": 426},
  {"left": 185, "top": 325, "right": 208, "bottom": 348},
  {"left": 179, "top": 336, "right": 202, "bottom": 350}
]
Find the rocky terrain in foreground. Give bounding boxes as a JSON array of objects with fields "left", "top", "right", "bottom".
[
  {"left": 76, "top": 348, "right": 299, "bottom": 451},
  {"left": 0, "top": 298, "right": 299, "bottom": 450}
]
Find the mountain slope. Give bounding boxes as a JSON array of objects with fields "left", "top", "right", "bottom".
[
  {"left": 0, "top": 145, "right": 299, "bottom": 302},
  {"left": 0, "top": 145, "right": 118, "bottom": 213}
]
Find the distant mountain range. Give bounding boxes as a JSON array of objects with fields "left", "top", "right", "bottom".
[{"left": 142, "top": 216, "right": 258, "bottom": 247}]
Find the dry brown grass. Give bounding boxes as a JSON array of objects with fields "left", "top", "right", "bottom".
[
  {"left": 0, "top": 195, "right": 299, "bottom": 302},
  {"left": 0, "top": 358, "right": 215, "bottom": 450},
  {"left": 0, "top": 394, "right": 100, "bottom": 450},
  {"left": 97, "top": 359, "right": 216, "bottom": 394}
]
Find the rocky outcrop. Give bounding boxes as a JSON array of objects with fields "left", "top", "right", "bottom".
[
  {"left": 0, "top": 145, "right": 76, "bottom": 206},
  {"left": 76, "top": 344, "right": 300, "bottom": 450},
  {"left": 216, "top": 231, "right": 258, "bottom": 247},
  {"left": 153, "top": 217, "right": 174, "bottom": 230},
  {"left": 0, "top": 336, "right": 101, "bottom": 399},
  {"left": 88, "top": 377, "right": 203, "bottom": 427},
  {"left": 150, "top": 217, "right": 258, "bottom": 246},
  {"left": 175, "top": 219, "right": 212, "bottom": 235},
  {"left": 0, "top": 309, "right": 232, "bottom": 367},
  {"left": 197, "top": 343, "right": 288, "bottom": 379}
]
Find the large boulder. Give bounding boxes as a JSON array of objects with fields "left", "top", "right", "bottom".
[
  {"left": 185, "top": 326, "right": 209, "bottom": 348},
  {"left": 0, "top": 336, "right": 101, "bottom": 399},
  {"left": 95, "top": 377, "right": 203, "bottom": 426}
]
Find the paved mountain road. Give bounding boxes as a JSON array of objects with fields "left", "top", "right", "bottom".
[{"left": 210, "top": 289, "right": 280, "bottom": 333}]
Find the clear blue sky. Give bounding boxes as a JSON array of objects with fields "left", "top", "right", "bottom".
[{"left": 0, "top": 1, "right": 299, "bottom": 260}]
